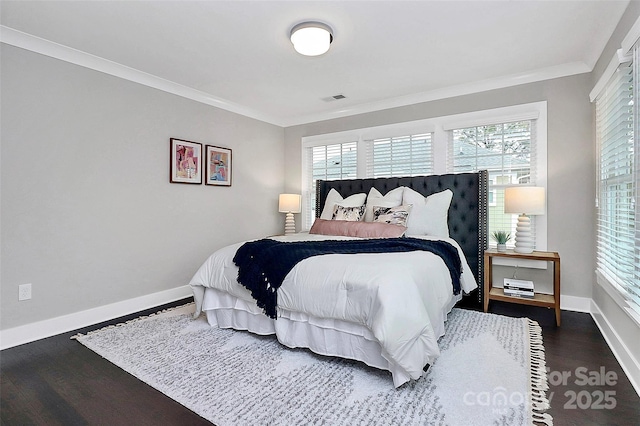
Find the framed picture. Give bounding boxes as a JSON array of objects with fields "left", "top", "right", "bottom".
[
  {"left": 170, "top": 138, "right": 202, "bottom": 184},
  {"left": 205, "top": 145, "right": 232, "bottom": 186}
]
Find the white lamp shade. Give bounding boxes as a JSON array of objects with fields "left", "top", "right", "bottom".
[
  {"left": 279, "top": 194, "right": 301, "bottom": 213},
  {"left": 504, "top": 186, "right": 546, "bottom": 215},
  {"left": 290, "top": 22, "right": 333, "bottom": 56}
]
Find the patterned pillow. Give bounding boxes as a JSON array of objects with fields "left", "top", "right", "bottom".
[
  {"left": 320, "top": 189, "right": 367, "bottom": 220},
  {"left": 332, "top": 205, "right": 366, "bottom": 221},
  {"left": 372, "top": 204, "right": 413, "bottom": 227}
]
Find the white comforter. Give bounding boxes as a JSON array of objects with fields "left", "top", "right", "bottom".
[{"left": 189, "top": 233, "right": 477, "bottom": 387}]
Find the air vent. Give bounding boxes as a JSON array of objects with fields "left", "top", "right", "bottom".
[{"left": 321, "top": 94, "right": 347, "bottom": 102}]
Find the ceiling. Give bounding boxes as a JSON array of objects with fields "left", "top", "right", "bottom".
[{"left": 0, "top": 1, "right": 629, "bottom": 127}]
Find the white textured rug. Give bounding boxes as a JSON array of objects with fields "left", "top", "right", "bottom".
[{"left": 74, "top": 305, "right": 552, "bottom": 426}]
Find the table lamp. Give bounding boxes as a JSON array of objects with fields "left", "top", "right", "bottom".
[
  {"left": 279, "top": 194, "right": 301, "bottom": 235},
  {"left": 504, "top": 186, "right": 546, "bottom": 254}
]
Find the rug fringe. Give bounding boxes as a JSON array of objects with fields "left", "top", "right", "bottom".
[
  {"left": 527, "top": 319, "right": 553, "bottom": 426},
  {"left": 532, "top": 412, "right": 554, "bottom": 426},
  {"left": 70, "top": 303, "right": 195, "bottom": 340}
]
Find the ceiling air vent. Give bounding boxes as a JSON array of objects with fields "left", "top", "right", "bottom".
[{"left": 321, "top": 94, "right": 347, "bottom": 102}]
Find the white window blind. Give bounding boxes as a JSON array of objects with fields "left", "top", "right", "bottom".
[
  {"left": 303, "top": 141, "right": 357, "bottom": 228},
  {"left": 636, "top": 46, "right": 640, "bottom": 315},
  {"left": 595, "top": 51, "right": 640, "bottom": 315},
  {"left": 448, "top": 121, "right": 536, "bottom": 249},
  {"left": 301, "top": 102, "right": 546, "bottom": 238},
  {"left": 303, "top": 132, "right": 433, "bottom": 229},
  {"left": 365, "top": 133, "right": 433, "bottom": 178}
]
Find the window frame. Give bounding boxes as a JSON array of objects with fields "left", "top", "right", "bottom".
[
  {"left": 592, "top": 46, "right": 640, "bottom": 319},
  {"left": 301, "top": 102, "right": 548, "bottom": 254},
  {"left": 448, "top": 119, "right": 539, "bottom": 251}
]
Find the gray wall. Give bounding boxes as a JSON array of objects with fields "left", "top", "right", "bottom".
[
  {"left": 592, "top": 1, "right": 640, "bottom": 85},
  {"left": 1, "top": 45, "right": 284, "bottom": 330},
  {"left": 5, "top": 2, "right": 630, "bottom": 329},
  {"left": 284, "top": 74, "right": 594, "bottom": 300}
]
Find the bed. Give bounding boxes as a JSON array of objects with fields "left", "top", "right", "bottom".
[{"left": 189, "top": 171, "right": 488, "bottom": 387}]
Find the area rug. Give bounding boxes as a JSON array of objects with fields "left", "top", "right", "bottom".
[{"left": 73, "top": 305, "right": 552, "bottom": 426}]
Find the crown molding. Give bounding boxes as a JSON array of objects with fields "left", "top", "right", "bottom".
[
  {"left": 0, "top": 25, "right": 281, "bottom": 125},
  {"left": 280, "top": 62, "right": 590, "bottom": 127},
  {"left": 591, "top": 12, "right": 640, "bottom": 103},
  {"left": 2, "top": 25, "right": 591, "bottom": 128},
  {"left": 622, "top": 13, "right": 640, "bottom": 55}
]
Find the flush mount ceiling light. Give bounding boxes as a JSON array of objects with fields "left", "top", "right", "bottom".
[{"left": 290, "top": 22, "right": 333, "bottom": 56}]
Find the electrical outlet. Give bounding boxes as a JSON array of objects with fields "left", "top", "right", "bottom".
[{"left": 19, "top": 283, "right": 32, "bottom": 301}]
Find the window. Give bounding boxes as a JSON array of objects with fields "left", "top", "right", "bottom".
[
  {"left": 594, "top": 49, "right": 640, "bottom": 316},
  {"left": 488, "top": 189, "right": 497, "bottom": 207},
  {"left": 301, "top": 103, "right": 547, "bottom": 249},
  {"left": 303, "top": 141, "right": 358, "bottom": 228},
  {"left": 302, "top": 131, "right": 433, "bottom": 228},
  {"left": 448, "top": 121, "right": 537, "bottom": 249},
  {"left": 365, "top": 134, "right": 433, "bottom": 178}
]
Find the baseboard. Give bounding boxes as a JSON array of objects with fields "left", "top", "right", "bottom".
[
  {"left": 590, "top": 300, "right": 640, "bottom": 398},
  {"left": 560, "top": 294, "right": 591, "bottom": 313},
  {"left": 0, "top": 285, "right": 193, "bottom": 350}
]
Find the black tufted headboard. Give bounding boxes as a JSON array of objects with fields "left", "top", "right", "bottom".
[{"left": 315, "top": 171, "right": 488, "bottom": 309}]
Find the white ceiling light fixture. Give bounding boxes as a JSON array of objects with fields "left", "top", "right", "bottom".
[{"left": 290, "top": 22, "right": 333, "bottom": 56}]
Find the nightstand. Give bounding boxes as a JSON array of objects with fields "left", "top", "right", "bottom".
[{"left": 484, "top": 249, "right": 561, "bottom": 326}]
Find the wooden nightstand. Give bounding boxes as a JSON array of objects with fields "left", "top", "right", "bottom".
[{"left": 484, "top": 249, "right": 561, "bottom": 326}]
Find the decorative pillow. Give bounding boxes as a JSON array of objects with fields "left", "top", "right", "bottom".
[
  {"left": 332, "top": 205, "right": 365, "bottom": 221},
  {"left": 402, "top": 188, "right": 453, "bottom": 238},
  {"left": 320, "top": 189, "right": 367, "bottom": 220},
  {"left": 372, "top": 204, "right": 413, "bottom": 227},
  {"left": 309, "top": 219, "right": 407, "bottom": 238},
  {"left": 364, "top": 187, "right": 404, "bottom": 222}
]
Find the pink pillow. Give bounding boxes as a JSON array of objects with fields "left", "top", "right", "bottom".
[{"left": 309, "top": 219, "right": 407, "bottom": 238}]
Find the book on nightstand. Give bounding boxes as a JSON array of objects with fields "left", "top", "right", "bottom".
[
  {"left": 503, "top": 278, "right": 535, "bottom": 298},
  {"left": 503, "top": 288, "right": 535, "bottom": 298}
]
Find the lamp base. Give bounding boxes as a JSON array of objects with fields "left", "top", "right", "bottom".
[
  {"left": 514, "top": 246, "right": 534, "bottom": 254},
  {"left": 513, "top": 214, "right": 534, "bottom": 254},
  {"left": 284, "top": 212, "right": 296, "bottom": 235}
]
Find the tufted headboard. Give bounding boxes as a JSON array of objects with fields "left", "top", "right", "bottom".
[{"left": 315, "top": 171, "right": 488, "bottom": 309}]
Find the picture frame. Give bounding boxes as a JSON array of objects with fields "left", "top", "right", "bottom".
[
  {"left": 205, "top": 145, "right": 232, "bottom": 186},
  {"left": 170, "top": 138, "right": 203, "bottom": 184}
]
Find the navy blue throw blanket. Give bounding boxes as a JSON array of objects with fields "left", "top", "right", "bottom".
[{"left": 233, "top": 237, "right": 462, "bottom": 319}]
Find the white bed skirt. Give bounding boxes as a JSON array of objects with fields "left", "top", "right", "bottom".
[{"left": 203, "top": 287, "right": 460, "bottom": 386}]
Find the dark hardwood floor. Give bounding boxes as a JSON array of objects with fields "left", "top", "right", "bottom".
[
  {"left": 2, "top": 298, "right": 639, "bottom": 425},
  {"left": 488, "top": 301, "right": 640, "bottom": 426}
]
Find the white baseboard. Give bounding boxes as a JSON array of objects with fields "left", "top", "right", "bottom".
[
  {"left": 0, "top": 285, "right": 193, "bottom": 350},
  {"left": 560, "top": 294, "right": 591, "bottom": 313},
  {"left": 590, "top": 300, "right": 640, "bottom": 398},
  {"left": 2, "top": 284, "right": 634, "bottom": 399}
]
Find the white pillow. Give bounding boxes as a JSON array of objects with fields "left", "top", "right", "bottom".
[
  {"left": 364, "top": 187, "right": 404, "bottom": 222},
  {"left": 402, "top": 188, "right": 453, "bottom": 238},
  {"left": 320, "top": 188, "right": 367, "bottom": 220}
]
